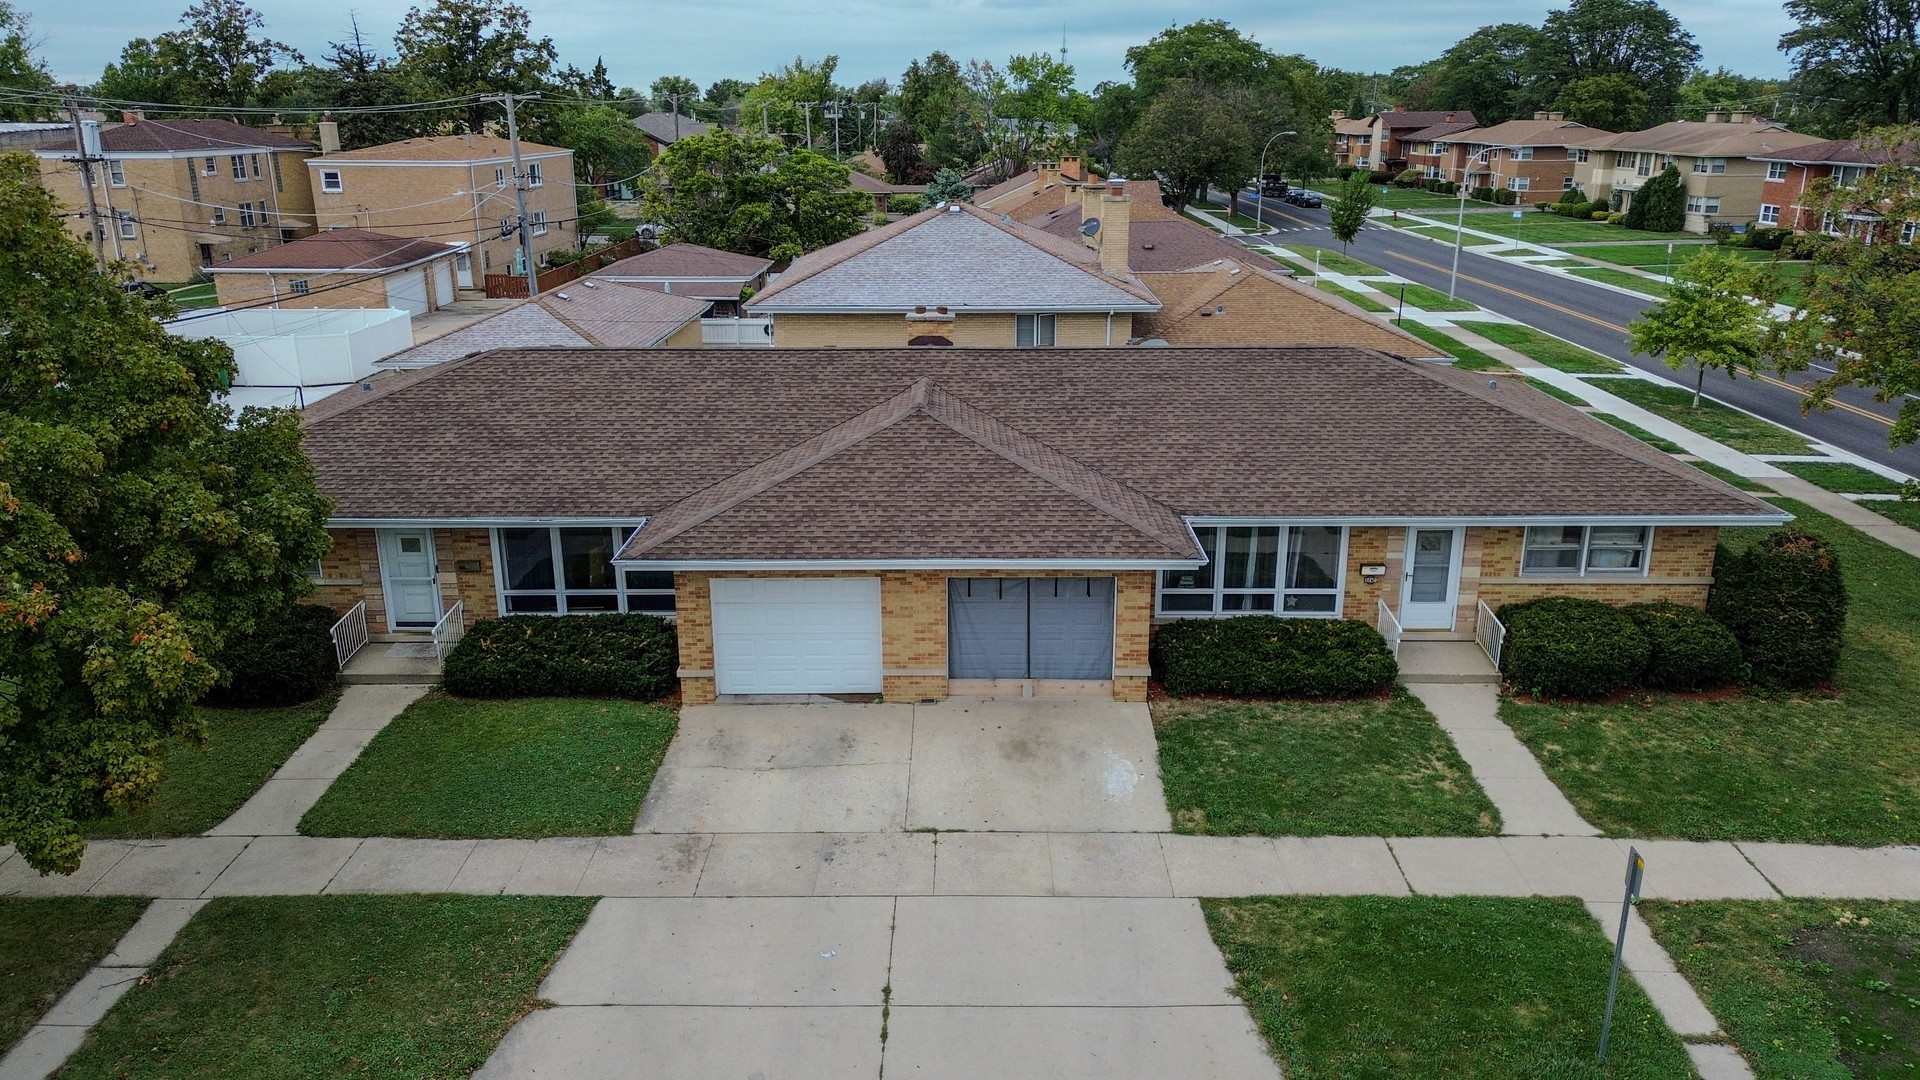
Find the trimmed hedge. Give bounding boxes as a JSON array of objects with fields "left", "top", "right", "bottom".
[
  {"left": 1497, "top": 597, "right": 1651, "bottom": 699},
  {"left": 204, "top": 603, "right": 339, "bottom": 707},
  {"left": 443, "top": 614, "right": 678, "bottom": 699},
  {"left": 1623, "top": 602, "right": 1743, "bottom": 691},
  {"left": 1151, "top": 616, "right": 1398, "bottom": 699},
  {"left": 1707, "top": 529, "right": 1847, "bottom": 689}
]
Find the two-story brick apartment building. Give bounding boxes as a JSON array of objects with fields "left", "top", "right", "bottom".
[
  {"left": 1749, "top": 138, "right": 1920, "bottom": 238},
  {"left": 1331, "top": 112, "right": 1375, "bottom": 170},
  {"left": 1440, "top": 114, "right": 1609, "bottom": 200},
  {"left": 29, "top": 117, "right": 317, "bottom": 281},
  {"left": 305, "top": 134, "right": 577, "bottom": 286},
  {"left": 1572, "top": 111, "right": 1824, "bottom": 232},
  {"left": 1363, "top": 107, "right": 1478, "bottom": 174}
]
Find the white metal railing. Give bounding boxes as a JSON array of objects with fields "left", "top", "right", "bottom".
[
  {"left": 1476, "top": 599, "right": 1506, "bottom": 669},
  {"left": 330, "top": 601, "right": 368, "bottom": 669},
  {"left": 700, "top": 317, "right": 774, "bottom": 346},
  {"left": 432, "top": 600, "right": 465, "bottom": 663},
  {"left": 1377, "top": 598, "right": 1403, "bottom": 660}
]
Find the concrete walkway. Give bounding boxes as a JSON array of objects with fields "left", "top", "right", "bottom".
[{"left": 1407, "top": 682, "right": 1601, "bottom": 836}]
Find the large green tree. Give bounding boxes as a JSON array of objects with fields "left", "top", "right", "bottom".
[
  {"left": 1629, "top": 248, "right": 1773, "bottom": 407},
  {"left": 1115, "top": 79, "right": 1254, "bottom": 208},
  {"left": 639, "top": 130, "right": 870, "bottom": 258},
  {"left": 1430, "top": 24, "right": 1548, "bottom": 124},
  {"left": 550, "top": 103, "right": 652, "bottom": 191},
  {"left": 741, "top": 55, "right": 841, "bottom": 147},
  {"left": 1535, "top": 0, "right": 1700, "bottom": 119},
  {"left": 396, "top": 0, "right": 557, "bottom": 133},
  {"left": 170, "top": 0, "right": 300, "bottom": 108},
  {"left": 0, "top": 155, "right": 333, "bottom": 874},
  {"left": 1327, "top": 172, "right": 1377, "bottom": 251},
  {"left": 1558, "top": 72, "right": 1651, "bottom": 131},
  {"left": 1124, "top": 19, "right": 1276, "bottom": 99},
  {"left": 0, "top": 4, "right": 52, "bottom": 120},
  {"left": 308, "top": 17, "right": 433, "bottom": 151},
  {"left": 1626, "top": 163, "right": 1685, "bottom": 230},
  {"left": 1781, "top": 0, "right": 1920, "bottom": 130},
  {"left": 972, "top": 52, "right": 1084, "bottom": 178}
]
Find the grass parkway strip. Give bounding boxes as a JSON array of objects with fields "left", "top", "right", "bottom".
[
  {"left": 1594, "top": 378, "right": 1814, "bottom": 455},
  {"left": 1392, "top": 321, "right": 1506, "bottom": 371},
  {"left": 1452, "top": 320, "right": 1622, "bottom": 373},
  {"left": 0, "top": 898, "right": 148, "bottom": 1055}
]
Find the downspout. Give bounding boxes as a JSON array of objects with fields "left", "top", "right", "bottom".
[{"left": 1106, "top": 310, "right": 1112, "bottom": 345}]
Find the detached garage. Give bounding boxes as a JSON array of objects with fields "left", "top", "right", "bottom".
[
  {"left": 208, "top": 229, "right": 463, "bottom": 314},
  {"left": 709, "top": 577, "right": 883, "bottom": 695}
]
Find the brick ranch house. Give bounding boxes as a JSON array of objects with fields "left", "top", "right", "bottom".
[{"left": 299, "top": 347, "right": 1783, "bottom": 703}]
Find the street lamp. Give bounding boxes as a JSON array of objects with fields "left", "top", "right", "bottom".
[
  {"left": 1448, "top": 143, "right": 1520, "bottom": 299},
  {"left": 1254, "top": 130, "right": 1299, "bottom": 233}
]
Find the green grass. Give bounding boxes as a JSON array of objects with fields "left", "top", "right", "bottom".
[
  {"left": 1525, "top": 377, "right": 1591, "bottom": 407},
  {"left": 1453, "top": 321, "right": 1623, "bottom": 373},
  {"left": 1377, "top": 280, "right": 1479, "bottom": 312},
  {"left": 60, "top": 895, "right": 593, "bottom": 1080},
  {"left": 1393, "top": 320, "right": 1508, "bottom": 371},
  {"left": 86, "top": 694, "right": 336, "bottom": 838},
  {"left": 1642, "top": 900, "right": 1920, "bottom": 1079},
  {"left": 1, "top": 898, "right": 149, "bottom": 1053},
  {"left": 1404, "top": 225, "right": 1500, "bottom": 246},
  {"left": 1152, "top": 694, "right": 1501, "bottom": 836},
  {"left": 1567, "top": 266, "right": 1672, "bottom": 300},
  {"left": 1592, "top": 413, "right": 1689, "bottom": 453},
  {"left": 1205, "top": 896, "right": 1695, "bottom": 1079},
  {"left": 155, "top": 282, "right": 218, "bottom": 309},
  {"left": 1315, "top": 280, "right": 1391, "bottom": 312},
  {"left": 1553, "top": 242, "right": 1721, "bottom": 267},
  {"left": 1596, "top": 378, "right": 1814, "bottom": 454},
  {"left": 300, "top": 694, "right": 678, "bottom": 838},
  {"left": 1281, "top": 244, "right": 1384, "bottom": 276},
  {"left": 1867, "top": 499, "right": 1920, "bottom": 530},
  {"left": 1452, "top": 217, "right": 1697, "bottom": 243},
  {"left": 1504, "top": 499, "right": 1920, "bottom": 844},
  {"left": 1356, "top": 186, "right": 1473, "bottom": 210},
  {"left": 1209, "top": 207, "right": 1267, "bottom": 228},
  {"left": 1686, "top": 458, "right": 1773, "bottom": 492},
  {"left": 1779, "top": 461, "right": 1910, "bottom": 496}
]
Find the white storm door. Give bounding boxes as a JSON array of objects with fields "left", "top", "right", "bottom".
[
  {"left": 454, "top": 251, "right": 474, "bottom": 287},
  {"left": 377, "top": 528, "right": 443, "bottom": 628},
  {"left": 709, "top": 577, "right": 883, "bottom": 695},
  {"left": 1400, "top": 527, "right": 1464, "bottom": 630}
]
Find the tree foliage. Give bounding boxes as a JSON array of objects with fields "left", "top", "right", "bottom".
[
  {"left": 1626, "top": 163, "right": 1685, "bottom": 230},
  {"left": 741, "top": 54, "right": 841, "bottom": 148},
  {"left": 308, "top": 17, "right": 433, "bottom": 150},
  {"left": 649, "top": 74, "right": 699, "bottom": 113},
  {"left": 1536, "top": 0, "right": 1700, "bottom": 117},
  {"left": 1629, "top": 248, "right": 1772, "bottom": 406},
  {"left": 924, "top": 167, "right": 972, "bottom": 204},
  {"left": 92, "top": 1, "right": 298, "bottom": 111},
  {"left": 970, "top": 52, "right": 1084, "bottom": 178},
  {"left": 638, "top": 130, "right": 870, "bottom": 259},
  {"left": 0, "top": 4, "right": 52, "bottom": 120},
  {"left": 1781, "top": 0, "right": 1920, "bottom": 131},
  {"left": 0, "top": 155, "right": 332, "bottom": 874},
  {"left": 395, "top": 0, "right": 556, "bottom": 133},
  {"left": 1430, "top": 24, "right": 1547, "bottom": 124},
  {"left": 551, "top": 104, "right": 651, "bottom": 190},
  {"left": 1558, "top": 73, "right": 1651, "bottom": 131},
  {"left": 1328, "top": 172, "right": 1377, "bottom": 250},
  {"left": 878, "top": 122, "right": 927, "bottom": 183},
  {"left": 1116, "top": 80, "right": 1255, "bottom": 207}
]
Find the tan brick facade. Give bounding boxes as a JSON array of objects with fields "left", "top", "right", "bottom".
[
  {"left": 673, "top": 569, "right": 1155, "bottom": 705},
  {"left": 210, "top": 252, "right": 461, "bottom": 311},
  {"left": 769, "top": 311, "right": 1129, "bottom": 348},
  {"left": 1471, "top": 525, "right": 1717, "bottom": 614},
  {"left": 308, "top": 526, "right": 495, "bottom": 635}
]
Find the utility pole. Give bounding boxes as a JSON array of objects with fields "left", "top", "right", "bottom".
[
  {"left": 487, "top": 92, "right": 542, "bottom": 297},
  {"left": 803, "top": 103, "right": 812, "bottom": 150},
  {"left": 65, "top": 90, "right": 106, "bottom": 271}
]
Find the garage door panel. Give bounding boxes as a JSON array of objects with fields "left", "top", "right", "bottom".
[
  {"left": 386, "top": 268, "right": 428, "bottom": 316},
  {"left": 1029, "top": 578, "right": 1115, "bottom": 680},
  {"left": 948, "top": 579, "right": 1029, "bottom": 679},
  {"left": 710, "top": 577, "right": 882, "bottom": 695}
]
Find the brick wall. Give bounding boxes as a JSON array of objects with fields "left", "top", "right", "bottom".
[
  {"left": 309, "top": 150, "right": 576, "bottom": 275},
  {"left": 212, "top": 254, "right": 458, "bottom": 311},
  {"left": 1474, "top": 525, "right": 1717, "bottom": 614},
  {"left": 433, "top": 528, "right": 496, "bottom": 628},
  {"left": 308, "top": 526, "right": 499, "bottom": 635},
  {"left": 768, "top": 311, "right": 1126, "bottom": 348},
  {"left": 672, "top": 569, "right": 1154, "bottom": 704}
]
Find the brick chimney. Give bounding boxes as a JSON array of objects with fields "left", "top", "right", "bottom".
[
  {"left": 1330, "top": 109, "right": 1347, "bottom": 121},
  {"left": 1037, "top": 159, "right": 1060, "bottom": 188},
  {"left": 1704, "top": 110, "right": 1728, "bottom": 123},
  {"left": 123, "top": 108, "right": 144, "bottom": 123},
  {"left": 1729, "top": 109, "right": 1753, "bottom": 123},
  {"left": 1080, "top": 178, "right": 1131, "bottom": 276},
  {"left": 1392, "top": 104, "right": 1405, "bottom": 112},
  {"left": 1547, "top": 111, "right": 1564, "bottom": 122},
  {"left": 1060, "top": 155, "right": 1084, "bottom": 182},
  {"left": 1534, "top": 111, "right": 1548, "bottom": 121},
  {"left": 1444, "top": 112, "right": 1455, "bottom": 123},
  {"left": 318, "top": 117, "right": 341, "bottom": 154}
]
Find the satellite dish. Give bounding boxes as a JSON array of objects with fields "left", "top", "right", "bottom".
[{"left": 1080, "top": 217, "right": 1101, "bottom": 236}]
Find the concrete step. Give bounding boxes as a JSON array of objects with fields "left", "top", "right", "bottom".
[
  {"left": 1397, "top": 640, "right": 1501, "bottom": 685},
  {"left": 339, "top": 641, "right": 442, "bottom": 686}
]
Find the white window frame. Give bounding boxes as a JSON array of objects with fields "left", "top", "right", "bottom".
[
  {"left": 106, "top": 160, "right": 126, "bottom": 186},
  {"left": 238, "top": 201, "right": 256, "bottom": 228},
  {"left": 1903, "top": 220, "right": 1918, "bottom": 244},
  {"left": 203, "top": 156, "right": 217, "bottom": 176},
  {"left": 320, "top": 169, "right": 343, "bottom": 193},
  {"left": 115, "top": 210, "right": 135, "bottom": 238},
  {"left": 1573, "top": 148, "right": 1590, "bottom": 163},
  {"left": 527, "top": 161, "right": 543, "bottom": 187},
  {"left": 1759, "top": 204, "right": 1780, "bottom": 225},
  {"left": 490, "top": 525, "right": 673, "bottom": 616},
  {"left": 1520, "top": 525, "right": 1653, "bottom": 577},
  {"left": 1766, "top": 161, "right": 1788, "bottom": 182},
  {"left": 249, "top": 154, "right": 262, "bottom": 178},
  {"left": 1156, "top": 524, "right": 1348, "bottom": 618},
  {"left": 1511, "top": 146, "right": 1533, "bottom": 161},
  {"left": 1833, "top": 165, "right": 1868, "bottom": 188},
  {"left": 211, "top": 205, "right": 226, "bottom": 225},
  {"left": 1563, "top": 175, "right": 1577, "bottom": 190},
  {"left": 530, "top": 209, "right": 548, "bottom": 236},
  {"left": 230, "top": 154, "right": 247, "bottom": 181},
  {"left": 289, "top": 278, "right": 310, "bottom": 295},
  {"left": 1507, "top": 176, "right": 1530, "bottom": 192},
  {"left": 1016, "top": 312, "right": 1057, "bottom": 347},
  {"left": 1693, "top": 157, "right": 1727, "bottom": 174},
  {"left": 495, "top": 166, "right": 507, "bottom": 188},
  {"left": 1636, "top": 152, "right": 1653, "bottom": 177}
]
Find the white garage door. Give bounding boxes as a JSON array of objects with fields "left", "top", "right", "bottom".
[
  {"left": 710, "top": 577, "right": 882, "bottom": 695},
  {"left": 432, "top": 259, "right": 455, "bottom": 307},
  {"left": 385, "top": 268, "right": 429, "bottom": 315}
]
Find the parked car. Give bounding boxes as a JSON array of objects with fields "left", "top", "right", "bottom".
[
  {"left": 122, "top": 280, "right": 169, "bottom": 300},
  {"left": 1258, "top": 176, "right": 1289, "bottom": 197},
  {"left": 1285, "top": 190, "right": 1323, "bottom": 208}
]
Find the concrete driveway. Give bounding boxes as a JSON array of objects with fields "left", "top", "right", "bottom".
[{"left": 635, "top": 698, "right": 1170, "bottom": 834}]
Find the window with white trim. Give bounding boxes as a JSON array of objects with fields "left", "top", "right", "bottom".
[
  {"left": 1766, "top": 161, "right": 1788, "bottom": 181},
  {"left": 1573, "top": 148, "right": 1589, "bottom": 162},
  {"left": 320, "top": 169, "right": 343, "bottom": 193},
  {"left": 238, "top": 201, "right": 256, "bottom": 228},
  {"left": 1158, "top": 525, "right": 1345, "bottom": 616},
  {"left": 115, "top": 210, "right": 135, "bottom": 238},
  {"left": 1636, "top": 152, "right": 1653, "bottom": 177},
  {"left": 289, "top": 279, "right": 310, "bottom": 295},
  {"left": 211, "top": 205, "right": 226, "bottom": 225},
  {"left": 1759, "top": 204, "right": 1780, "bottom": 225},
  {"left": 1016, "top": 313, "right": 1057, "bottom": 347},
  {"left": 1833, "top": 165, "right": 1869, "bottom": 188},
  {"left": 1692, "top": 157, "right": 1727, "bottom": 174},
  {"left": 1685, "top": 195, "right": 1721, "bottom": 215},
  {"left": 1521, "top": 525, "right": 1650, "bottom": 575},
  {"left": 1510, "top": 146, "right": 1533, "bottom": 161},
  {"left": 1904, "top": 220, "right": 1918, "bottom": 244},
  {"left": 230, "top": 154, "right": 247, "bottom": 180},
  {"left": 1507, "top": 176, "right": 1530, "bottom": 191},
  {"left": 495, "top": 166, "right": 507, "bottom": 188},
  {"left": 1563, "top": 175, "right": 1576, "bottom": 190},
  {"left": 527, "top": 161, "right": 543, "bottom": 187},
  {"left": 494, "top": 526, "right": 671, "bottom": 614},
  {"left": 249, "top": 154, "right": 262, "bottom": 178},
  {"left": 530, "top": 209, "right": 548, "bottom": 236},
  {"left": 107, "top": 160, "right": 126, "bottom": 186},
  {"left": 203, "top": 156, "right": 217, "bottom": 175}
]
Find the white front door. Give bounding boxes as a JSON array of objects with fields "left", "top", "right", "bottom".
[
  {"left": 710, "top": 577, "right": 883, "bottom": 695},
  {"left": 377, "top": 528, "right": 443, "bottom": 628},
  {"left": 1400, "top": 527, "right": 1464, "bottom": 630}
]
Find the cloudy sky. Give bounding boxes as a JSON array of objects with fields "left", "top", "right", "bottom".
[{"left": 34, "top": 0, "right": 1798, "bottom": 91}]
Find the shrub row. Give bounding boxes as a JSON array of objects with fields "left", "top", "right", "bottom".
[
  {"left": 444, "top": 614, "right": 678, "bottom": 699},
  {"left": 888, "top": 193, "right": 926, "bottom": 215},
  {"left": 1547, "top": 199, "right": 1610, "bottom": 219},
  {"left": 1151, "top": 616, "right": 1398, "bottom": 699},
  {"left": 1497, "top": 598, "right": 1740, "bottom": 699},
  {"left": 203, "top": 603, "right": 339, "bottom": 707},
  {"left": 1707, "top": 528, "right": 1846, "bottom": 689}
]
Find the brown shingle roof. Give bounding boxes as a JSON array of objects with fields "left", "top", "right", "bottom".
[
  {"left": 594, "top": 242, "right": 772, "bottom": 281},
  {"left": 303, "top": 348, "right": 1781, "bottom": 546},
  {"left": 632, "top": 111, "right": 711, "bottom": 144},
  {"left": 318, "top": 134, "right": 569, "bottom": 162},
  {"left": 376, "top": 283, "right": 710, "bottom": 365},
  {"left": 1575, "top": 118, "right": 1823, "bottom": 157},
  {"left": 1456, "top": 118, "right": 1608, "bottom": 148},
  {"left": 1750, "top": 136, "right": 1920, "bottom": 166},
  {"left": 1402, "top": 120, "right": 1482, "bottom": 143},
  {"left": 208, "top": 229, "right": 455, "bottom": 272},
  {"left": 848, "top": 171, "right": 926, "bottom": 195},
  {"left": 1133, "top": 263, "right": 1445, "bottom": 356},
  {"left": 32, "top": 118, "right": 311, "bottom": 153},
  {"left": 1376, "top": 110, "right": 1478, "bottom": 130}
]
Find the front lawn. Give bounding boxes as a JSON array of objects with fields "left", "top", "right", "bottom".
[
  {"left": 60, "top": 895, "right": 593, "bottom": 1080},
  {"left": 1868, "top": 500, "right": 1920, "bottom": 530},
  {"left": 1377, "top": 280, "right": 1478, "bottom": 312},
  {"left": 1359, "top": 187, "right": 1471, "bottom": 211},
  {"left": 1206, "top": 896, "right": 1694, "bottom": 1079},
  {"left": 1403, "top": 224, "right": 1501, "bottom": 246},
  {"left": 1394, "top": 320, "right": 1507, "bottom": 371},
  {"left": 1456, "top": 217, "right": 1696, "bottom": 243},
  {"left": 1567, "top": 266, "right": 1671, "bottom": 300},
  {"left": 1779, "top": 461, "right": 1908, "bottom": 495},
  {"left": 1153, "top": 694, "right": 1500, "bottom": 837},
  {"left": 1281, "top": 244, "right": 1383, "bottom": 276},
  {"left": 1526, "top": 377, "right": 1591, "bottom": 407},
  {"left": 1454, "top": 320, "right": 1623, "bottom": 373},
  {"left": 1595, "top": 378, "right": 1813, "bottom": 455},
  {"left": 1641, "top": 900, "right": 1920, "bottom": 1079},
  {"left": 86, "top": 694, "right": 336, "bottom": 838},
  {"left": 1, "top": 898, "right": 149, "bottom": 1053},
  {"left": 1591, "top": 413, "right": 1688, "bottom": 453},
  {"left": 1504, "top": 500, "right": 1920, "bottom": 844},
  {"left": 1315, "top": 280, "right": 1390, "bottom": 312},
  {"left": 1555, "top": 242, "right": 1720, "bottom": 268},
  {"left": 299, "top": 694, "right": 677, "bottom": 838}
]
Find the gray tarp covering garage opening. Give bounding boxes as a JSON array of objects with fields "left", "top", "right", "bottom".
[{"left": 949, "top": 578, "right": 1114, "bottom": 680}]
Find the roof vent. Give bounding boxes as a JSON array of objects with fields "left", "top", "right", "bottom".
[
  {"left": 947, "top": 203, "right": 963, "bottom": 213},
  {"left": 1228, "top": 267, "right": 1240, "bottom": 275},
  {"left": 555, "top": 291, "right": 571, "bottom": 300},
  {"left": 1141, "top": 242, "right": 1155, "bottom": 250},
  {"left": 1199, "top": 308, "right": 1213, "bottom": 317},
  {"left": 1488, "top": 379, "right": 1499, "bottom": 389},
  {"left": 1216, "top": 304, "right": 1225, "bottom": 314},
  {"left": 1002, "top": 213, "right": 1012, "bottom": 223},
  {"left": 582, "top": 280, "right": 598, "bottom": 289}
]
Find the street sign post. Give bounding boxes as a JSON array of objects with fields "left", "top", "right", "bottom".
[{"left": 1599, "top": 846, "right": 1647, "bottom": 1062}]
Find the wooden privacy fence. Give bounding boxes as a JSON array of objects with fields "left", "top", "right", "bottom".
[{"left": 483, "top": 236, "right": 649, "bottom": 298}]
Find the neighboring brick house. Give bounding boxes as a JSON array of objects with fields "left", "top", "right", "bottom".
[
  {"left": 593, "top": 241, "right": 772, "bottom": 317},
  {"left": 1572, "top": 111, "right": 1824, "bottom": 233},
  {"left": 298, "top": 346, "right": 1783, "bottom": 703},
  {"left": 29, "top": 117, "right": 317, "bottom": 281},
  {"left": 974, "top": 156, "right": 1088, "bottom": 209},
  {"left": 207, "top": 229, "right": 464, "bottom": 312},
  {"left": 631, "top": 111, "right": 710, "bottom": 155},
  {"left": 1439, "top": 114, "right": 1610, "bottom": 199},
  {"left": 1748, "top": 138, "right": 1920, "bottom": 239},
  {"left": 1331, "top": 112, "right": 1374, "bottom": 169},
  {"left": 305, "top": 134, "right": 577, "bottom": 284},
  {"left": 1364, "top": 107, "right": 1478, "bottom": 174},
  {"left": 1398, "top": 118, "right": 1479, "bottom": 181},
  {"left": 849, "top": 169, "right": 928, "bottom": 213}
]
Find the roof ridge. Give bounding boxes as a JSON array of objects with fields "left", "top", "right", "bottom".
[
  {"left": 959, "top": 203, "right": 1161, "bottom": 305},
  {"left": 619, "top": 378, "right": 934, "bottom": 556},
  {"left": 918, "top": 383, "right": 1198, "bottom": 558}
]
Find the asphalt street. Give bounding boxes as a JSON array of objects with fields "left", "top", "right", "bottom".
[{"left": 1216, "top": 188, "right": 1920, "bottom": 477}]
